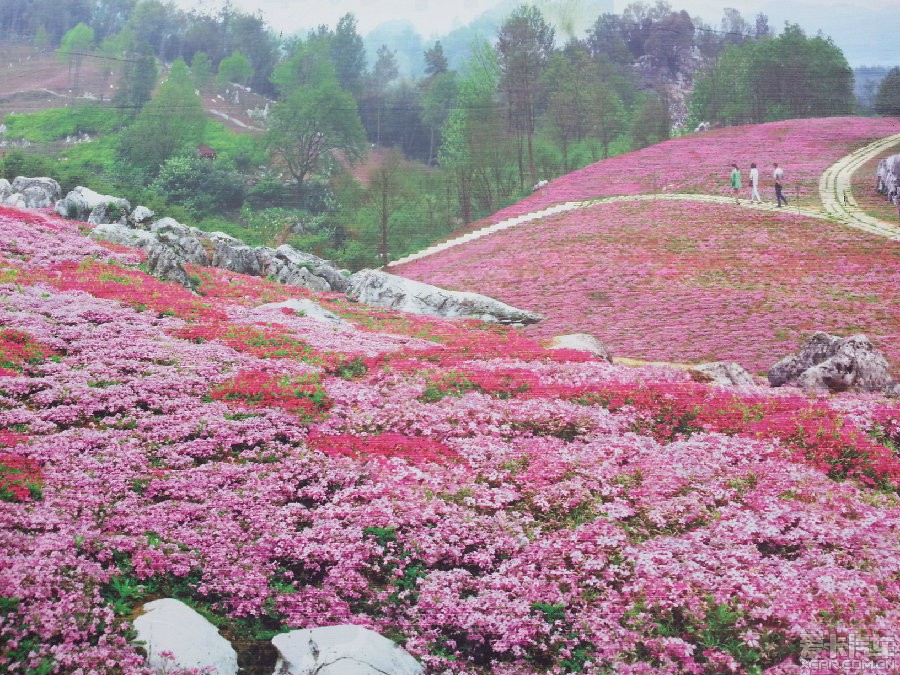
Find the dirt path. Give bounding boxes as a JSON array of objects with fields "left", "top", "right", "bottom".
[{"left": 388, "top": 134, "right": 900, "bottom": 268}]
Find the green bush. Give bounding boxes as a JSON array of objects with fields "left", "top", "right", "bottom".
[{"left": 150, "top": 154, "right": 245, "bottom": 219}]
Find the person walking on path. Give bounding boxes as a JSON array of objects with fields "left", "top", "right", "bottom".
[
  {"left": 749, "top": 162, "right": 762, "bottom": 202},
  {"left": 730, "top": 163, "right": 742, "bottom": 203},
  {"left": 773, "top": 162, "right": 788, "bottom": 207}
]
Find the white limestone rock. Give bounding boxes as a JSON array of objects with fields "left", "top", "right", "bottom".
[
  {"left": 546, "top": 333, "right": 612, "bottom": 361},
  {"left": 133, "top": 598, "right": 238, "bottom": 675},
  {"left": 348, "top": 269, "right": 543, "bottom": 325},
  {"left": 272, "top": 625, "right": 423, "bottom": 675}
]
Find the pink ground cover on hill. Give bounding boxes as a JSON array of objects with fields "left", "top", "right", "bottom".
[
  {"left": 4, "top": 205, "right": 900, "bottom": 674},
  {"left": 479, "top": 116, "right": 900, "bottom": 225},
  {"left": 397, "top": 199, "right": 900, "bottom": 373}
]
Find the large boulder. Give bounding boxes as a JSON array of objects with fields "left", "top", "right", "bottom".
[
  {"left": 272, "top": 625, "right": 422, "bottom": 675},
  {"left": 768, "top": 331, "right": 895, "bottom": 393},
  {"left": 691, "top": 361, "right": 756, "bottom": 387},
  {"left": 11, "top": 176, "right": 61, "bottom": 207},
  {"left": 268, "top": 244, "right": 350, "bottom": 293},
  {"left": 207, "top": 231, "right": 268, "bottom": 276},
  {"left": 348, "top": 269, "right": 543, "bottom": 325},
  {"left": 89, "top": 223, "right": 192, "bottom": 287},
  {"left": 876, "top": 154, "right": 900, "bottom": 205},
  {"left": 546, "top": 333, "right": 612, "bottom": 361},
  {"left": 55, "top": 186, "right": 129, "bottom": 222},
  {"left": 133, "top": 598, "right": 238, "bottom": 675},
  {"left": 0, "top": 179, "right": 11, "bottom": 201},
  {"left": 150, "top": 218, "right": 209, "bottom": 266}
]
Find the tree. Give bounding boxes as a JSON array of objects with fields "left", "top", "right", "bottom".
[
  {"left": 58, "top": 23, "right": 95, "bottom": 91},
  {"left": 91, "top": 0, "right": 137, "bottom": 42},
  {"left": 690, "top": 24, "right": 853, "bottom": 125},
  {"left": 424, "top": 41, "right": 449, "bottom": 76},
  {"left": 369, "top": 149, "right": 404, "bottom": 265},
  {"left": 217, "top": 50, "right": 253, "bottom": 87},
  {"left": 875, "top": 67, "right": 900, "bottom": 116},
  {"left": 439, "top": 39, "right": 511, "bottom": 223},
  {"left": 191, "top": 51, "right": 213, "bottom": 90},
  {"left": 421, "top": 71, "right": 458, "bottom": 163},
  {"left": 541, "top": 47, "right": 595, "bottom": 171},
  {"left": 497, "top": 5, "right": 555, "bottom": 187},
  {"left": 367, "top": 45, "right": 400, "bottom": 145},
  {"left": 117, "top": 59, "right": 206, "bottom": 173},
  {"left": 330, "top": 13, "right": 367, "bottom": 98},
  {"left": 631, "top": 91, "right": 670, "bottom": 149},
  {"left": 114, "top": 40, "right": 157, "bottom": 112},
  {"left": 267, "top": 40, "right": 367, "bottom": 198},
  {"left": 586, "top": 14, "right": 632, "bottom": 65}
]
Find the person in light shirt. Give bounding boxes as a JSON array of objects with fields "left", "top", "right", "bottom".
[
  {"left": 773, "top": 162, "right": 788, "bottom": 207},
  {"left": 749, "top": 162, "right": 762, "bottom": 202}
]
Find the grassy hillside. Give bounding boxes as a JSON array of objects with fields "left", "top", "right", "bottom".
[
  {"left": 3, "top": 119, "right": 900, "bottom": 674},
  {"left": 396, "top": 117, "right": 900, "bottom": 373}
]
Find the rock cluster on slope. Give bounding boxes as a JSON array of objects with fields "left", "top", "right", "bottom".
[
  {"left": 768, "top": 331, "right": 898, "bottom": 395},
  {"left": 1, "top": 176, "right": 61, "bottom": 208}
]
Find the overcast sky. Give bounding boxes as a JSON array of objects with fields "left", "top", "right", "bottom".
[{"left": 171, "top": 0, "right": 898, "bottom": 66}]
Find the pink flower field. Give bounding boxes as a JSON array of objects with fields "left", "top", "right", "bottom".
[
  {"left": 478, "top": 117, "right": 900, "bottom": 224},
  {"left": 396, "top": 117, "right": 900, "bottom": 375},
  {"left": 3, "top": 118, "right": 900, "bottom": 674}
]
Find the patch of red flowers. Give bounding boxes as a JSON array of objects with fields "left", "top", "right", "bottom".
[
  {"left": 0, "top": 452, "right": 42, "bottom": 502},
  {"left": 209, "top": 370, "right": 331, "bottom": 423},
  {"left": 0, "top": 328, "right": 59, "bottom": 374},
  {"left": 42, "top": 259, "right": 226, "bottom": 322}
]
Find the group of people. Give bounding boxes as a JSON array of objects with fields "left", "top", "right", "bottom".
[{"left": 729, "top": 162, "right": 789, "bottom": 207}]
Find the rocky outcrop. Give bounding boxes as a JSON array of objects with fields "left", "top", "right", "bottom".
[
  {"left": 348, "top": 269, "right": 543, "bottom": 325},
  {"left": 546, "top": 333, "right": 612, "bottom": 361},
  {"left": 768, "top": 331, "right": 896, "bottom": 393},
  {"left": 89, "top": 223, "right": 193, "bottom": 287},
  {"left": 2, "top": 176, "right": 61, "bottom": 208},
  {"left": 150, "top": 218, "right": 210, "bottom": 266},
  {"left": 272, "top": 625, "right": 423, "bottom": 675},
  {"left": 691, "top": 361, "right": 756, "bottom": 387},
  {"left": 266, "top": 245, "right": 350, "bottom": 293},
  {"left": 133, "top": 598, "right": 238, "bottom": 675},
  {"left": 876, "top": 154, "right": 899, "bottom": 205},
  {"left": 54, "top": 185, "right": 129, "bottom": 223},
  {"left": 88, "top": 218, "right": 348, "bottom": 293}
]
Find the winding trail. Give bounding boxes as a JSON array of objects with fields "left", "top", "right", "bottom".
[{"left": 388, "top": 133, "right": 900, "bottom": 268}]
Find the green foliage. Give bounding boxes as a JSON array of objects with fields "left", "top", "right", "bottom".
[
  {"left": 631, "top": 92, "right": 671, "bottom": 149},
  {"left": 267, "top": 45, "right": 367, "bottom": 191},
  {"left": 216, "top": 50, "right": 253, "bottom": 87},
  {"left": 691, "top": 24, "right": 854, "bottom": 125},
  {"left": 117, "top": 59, "right": 206, "bottom": 174},
  {"left": 0, "top": 151, "right": 55, "bottom": 182},
  {"left": 149, "top": 154, "right": 245, "bottom": 218},
  {"left": 3, "top": 104, "right": 127, "bottom": 143},
  {"left": 875, "top": 67, "right": 900, "bottom": 116},
  {"left": 114, "top": 43, "right": 157, "bottom": 112},
  {"left": 191, "top": 51, "right": 213, "bottom": 89}
]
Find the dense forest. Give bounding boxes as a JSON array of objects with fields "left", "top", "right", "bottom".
[{"left": 0, "top": 0, "right": 893, "bottom": 269}]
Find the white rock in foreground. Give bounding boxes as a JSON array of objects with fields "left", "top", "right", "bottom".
[
  {"left": 348, "top": 269, "right": 542, "bottom": 325},
  {"left": 133, "top": 598, "right": 238, "bottom": 675},
  {"left": 272, "top": 625, "right": 423, "bottom": 675},
  {"left": 546, "top": 333, "right": 612, "bottom": 361}
]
